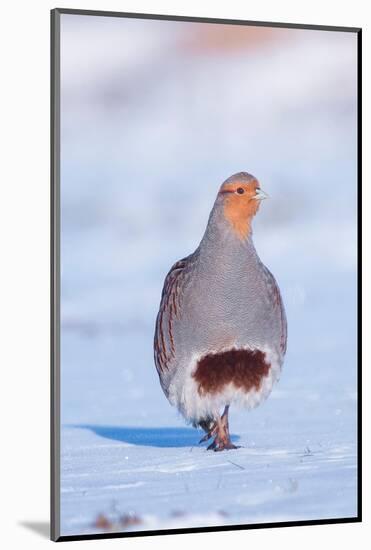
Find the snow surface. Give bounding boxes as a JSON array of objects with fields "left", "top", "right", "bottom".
[{"left": 59, "top": 16, "right": 358, "bottom": 536}]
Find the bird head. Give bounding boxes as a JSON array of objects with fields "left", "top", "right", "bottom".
[{"left": 217, "top": 172, "right": 268, "bottom": 240}]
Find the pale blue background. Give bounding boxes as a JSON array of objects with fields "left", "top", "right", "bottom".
[{"left": 59, "top": 15, "right": 358, "bottom": 535}]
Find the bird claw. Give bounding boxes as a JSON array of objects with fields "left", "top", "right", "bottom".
[
  {"left": 199, "top": 406, "right": 239, "bottom": 451},
  {"left": 199, "top": 423, "right": 217, "bottom": 444},
  {"left": 207, "top": 441, "right": 240, "bottom": 452}
]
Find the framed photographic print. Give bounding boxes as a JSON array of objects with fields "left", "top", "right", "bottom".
[{"left": 51, "top": 8, "right": 361, "bottom": 542}]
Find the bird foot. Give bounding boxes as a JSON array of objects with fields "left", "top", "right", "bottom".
[
  {"left": 199, "top": 422, "right": 217, "bottom": 444},
  {"left": 203, "top": 405, "right": 239, "bottom": 451},
  {"left": 206, "top": 439, "right": 217, "bottom": 450},
  {"left": 207, "top": 439, "right": 240, "bottom": 452}
]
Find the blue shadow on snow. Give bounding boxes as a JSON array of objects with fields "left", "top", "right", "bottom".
[{"left": 69, "top": 424, "right": 239, "bottom": 448}]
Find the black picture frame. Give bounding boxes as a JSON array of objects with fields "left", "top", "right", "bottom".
[{"left": 51, "top": 7, "right": 362, "bottom": 542}]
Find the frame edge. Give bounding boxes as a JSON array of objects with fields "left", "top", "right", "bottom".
[
  {"left": 53, "top": 7, "right": 361, "bottom": 33},
  {"left": 51, "top": 7, "right": 61, "bottom": 543}
]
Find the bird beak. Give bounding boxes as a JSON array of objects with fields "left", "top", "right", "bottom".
[{"left": 253, "top": 188, "right": 269, "bottom": 200}]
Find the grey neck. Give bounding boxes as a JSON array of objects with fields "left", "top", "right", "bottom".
[{"left": 198, "top": 200, "right": 260, "bottom": 268}]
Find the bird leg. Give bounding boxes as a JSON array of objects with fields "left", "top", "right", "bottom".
[
  {"left": 206, "top": 405, "right": 239, "bottom": 451},
  {"left": 199, "top": 421, "right": 220, "bottom": 448},
  {"left": 199, "top": 421, "right": 218, "bottom": 443}
]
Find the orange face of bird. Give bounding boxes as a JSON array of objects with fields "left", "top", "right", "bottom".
[{"left": 218, "top": 178, "right": 268, "bottom": 240}]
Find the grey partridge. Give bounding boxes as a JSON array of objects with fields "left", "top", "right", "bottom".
[{"left": 154, "top": 172, "right": 287, "bottom": 451}]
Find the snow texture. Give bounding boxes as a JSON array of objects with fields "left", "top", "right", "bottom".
[{"left": 59, "top": 15, "right": 358, "bottom": 536}]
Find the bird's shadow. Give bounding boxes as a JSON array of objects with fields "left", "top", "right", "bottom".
[{"left": 69, "top": 424, "right": 239, "bottom": 448}]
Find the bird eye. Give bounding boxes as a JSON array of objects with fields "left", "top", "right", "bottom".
[{"left": 236, "top": 187, "right": 244, "bottom": 195}]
